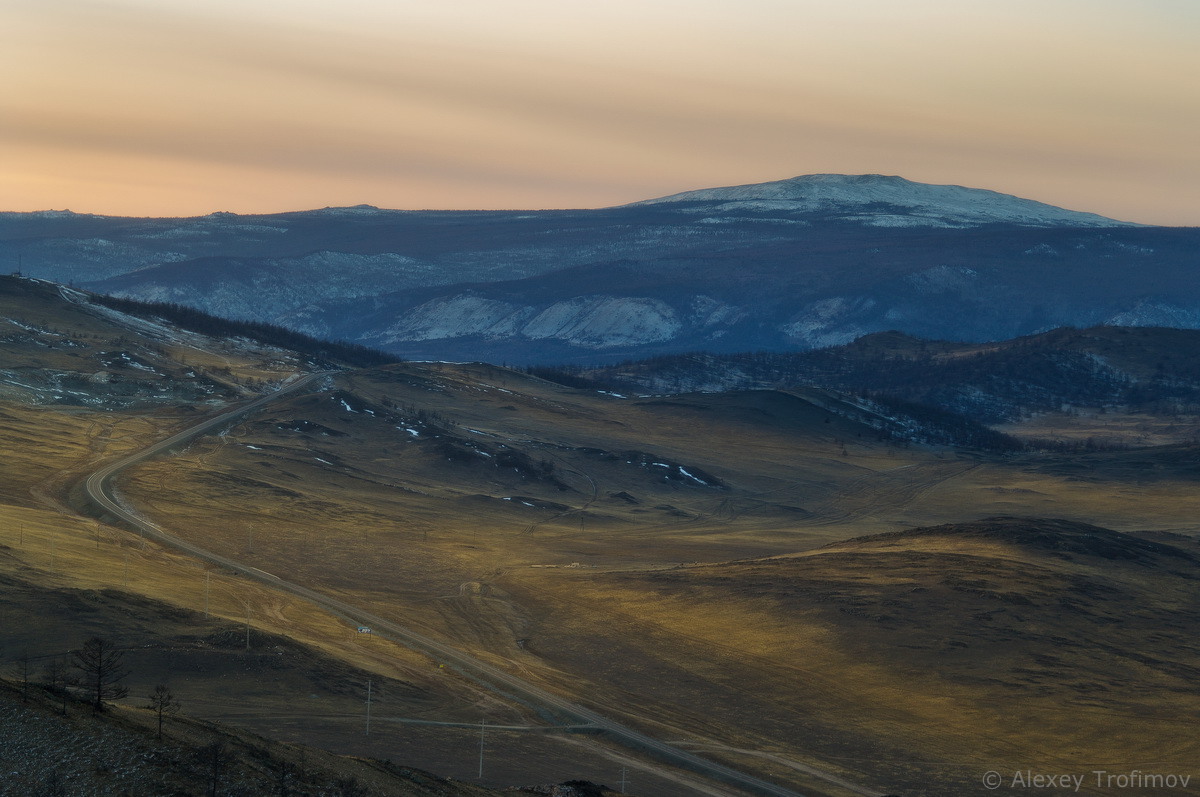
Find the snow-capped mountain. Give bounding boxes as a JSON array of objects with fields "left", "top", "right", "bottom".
[
  {"left": 0, "top": 175, "right": 1194, "bottom": 364},
  {"left": 631, "top": 174, "right": 1138, "bottom": 228}
]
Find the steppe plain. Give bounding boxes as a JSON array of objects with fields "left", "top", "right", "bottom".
[{"left": 1, "top": 276, "right": 1197, "bottom": 796}]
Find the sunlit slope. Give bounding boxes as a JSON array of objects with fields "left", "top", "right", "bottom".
[{"left": 514, "top": 518, "right": 1200, "bottom": 794}]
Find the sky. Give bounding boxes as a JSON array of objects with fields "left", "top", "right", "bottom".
[{"left": 2, "top": 0, "right": 1198, "bottom": 224}]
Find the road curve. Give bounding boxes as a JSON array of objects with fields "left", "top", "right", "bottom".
[{"left": 82, "top": 373, "right": 821, "bottom": 797}]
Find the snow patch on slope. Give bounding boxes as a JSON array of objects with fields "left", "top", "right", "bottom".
[
  {"left": 374, "top": 295, "right": 533, "bottom": 343},
  {"left": 522, "top": 297, "right": 681, "bottom": 347},
  {"left": 780, "top": 296, "right": 878, "bottom": 348},
  {"left": 372, "top": 294, "right": 682, "bottom": 349},
  {"left": 1104, "top": 302, "right": 1200, "bottom": 328}
]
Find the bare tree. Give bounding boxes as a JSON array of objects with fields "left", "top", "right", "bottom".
[
  {"left": 41, "top": 657, "right": 71, "bottom": 715},
  {"left": 335, "top": 776, "right": 364, "bottom": 797},
  {"left": 13, "top": 652, "right": 31, "bottom": 702},
  {"left": 70, "top": 637, "right": 129, "bottom": 713},
  {"left": 146, "top": 683, "right": 180, "bottom": 738},
  {"left": 273, "top": 758, "right": 295, "bottom": 797},
  {"left": 35, "top": 771, "right": 66, "bottom": 797},
  {"left": 198, "top": 740, "right": 226, "bottom": 797}
]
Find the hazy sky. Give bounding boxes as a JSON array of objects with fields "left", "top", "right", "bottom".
[{"left": 3, "top": 0, "right": 1198, "bottom": 223}]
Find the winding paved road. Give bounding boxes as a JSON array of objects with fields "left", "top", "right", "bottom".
[{"left": 82, "top": 373, "right": 835, "bottom": 797}]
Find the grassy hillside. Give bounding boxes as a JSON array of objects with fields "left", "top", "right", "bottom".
[
  {"left": 3, "top": 276, "right": 1198, "bottom": 796},
  {"left": 510, "top": 517, "right": 1200, "bottom": 794}
]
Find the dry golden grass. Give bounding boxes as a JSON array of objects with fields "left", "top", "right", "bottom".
[
  {"left": 93, "top": 363, "right": 1200, "bottom": 795},
  {"left": 508, "top": 520, "right": 1200, "bottom": 794},
  {"left": 0, "top": 490, "right": 715, "bottom": 793},
  {"left": 999, "top": 408, "right": 1200, "bottom": 447},
  {"left": 6, "top": 283, "right": 1200, "bottom": 796}
]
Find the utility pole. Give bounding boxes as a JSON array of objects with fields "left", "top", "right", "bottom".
[
  {"left": 478, "top": 719, "right": 486, "bottom": 779},
  {"left": 619, "top": 766, "right": 628, "bottom": 793},
  {"left": 365, "top": 680, "right": 372, "bottom": 735},
  {"left": 123, "top": 553, "right": 129, "bottom": 587},
  {"left": 204, "top": 572, "right": 211, "bottom": 618},
  {"left": 244, "top": 603, "right": 251, "bottom": 651}
]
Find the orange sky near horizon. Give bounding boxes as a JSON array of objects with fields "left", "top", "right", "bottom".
[{"left": 2, "top": 0, "right": 1198, "bottom": 224}]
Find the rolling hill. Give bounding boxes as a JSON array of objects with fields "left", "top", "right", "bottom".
[{"left": 563, "top": 325, "right": 1200, "bottom": 429}]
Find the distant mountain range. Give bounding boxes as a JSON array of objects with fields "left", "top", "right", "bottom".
[{"left": 3, "top": 174, "right": 1197, "bottom": 364}]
